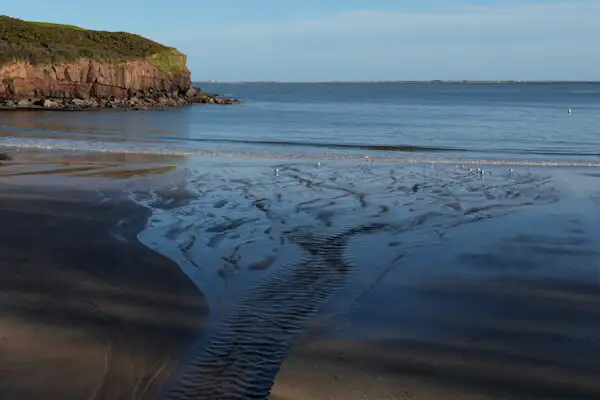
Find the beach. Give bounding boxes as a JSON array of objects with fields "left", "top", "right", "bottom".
[
  {"left": 1, "top": 151, "right": 600, "bottom": 399},
  {"left": 94, "top": 154, "right": 599, "bottom": 400},
  {"left": 264, "top": 167, "right": 600, "bottom": 400},
  {"left": 0, "top": 152, "right": 207, "bottom": 399},
  {"left": 1, "top": 82, "right": 600, "bottom": 400}
]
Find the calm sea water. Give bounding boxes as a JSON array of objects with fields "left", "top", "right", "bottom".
[{"left": 1, "top": 82, "right": 599, "bottom": 163}]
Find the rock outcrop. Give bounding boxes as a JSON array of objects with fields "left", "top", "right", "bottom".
[
  {"left": 0, "top": 59, "right": 238, "bottom": 111},
  {"left": 0, "top": 84, "right": 238, "bottom": 111},
  {"left": 0, "top": 59, "right": 191, "bottom": 100},
  {"left": 0, "top": 16, "right": 239, "bottom": 110}
]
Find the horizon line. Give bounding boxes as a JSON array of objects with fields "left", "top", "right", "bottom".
[{"left": 192, "top": 80, "right": 600, "bottom": 84}]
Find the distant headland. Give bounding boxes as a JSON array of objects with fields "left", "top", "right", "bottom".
[{"left": 0, "top": 16, "right": 239, "bottom": 110}]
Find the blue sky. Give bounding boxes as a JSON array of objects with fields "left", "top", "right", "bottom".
[{"left": 3, "top": 0, "right": 599, "bottom": 81}]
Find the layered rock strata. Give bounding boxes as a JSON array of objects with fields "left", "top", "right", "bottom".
[{"left": 0, "top": 60, "right": 238, "bottom": 110}]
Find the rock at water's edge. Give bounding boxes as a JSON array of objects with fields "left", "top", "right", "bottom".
[{"left": 0, "top": 60, "right": 239, "bottom": 110}]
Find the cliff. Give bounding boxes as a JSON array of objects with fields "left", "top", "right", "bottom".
[
  {"left": 0, "top": 16, "right": 237, "bottom": 108},
  {"left": 0, "top": 58, "right": 190, "bottom": 100}
]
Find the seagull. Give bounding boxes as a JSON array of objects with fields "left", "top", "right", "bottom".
[
  {"left": 317, "top": 162, "right": 321, "bottom": 168},
  {"left": 274, "top": 168, "right": 279, "bottom": 176}
]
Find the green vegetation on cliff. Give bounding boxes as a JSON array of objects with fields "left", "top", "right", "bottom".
[
  {"left": 29, "top": 21, "right": 85, "bottom": 30},
  {"left": 0, "top": 16, "right": 186, "bottom": 73}
]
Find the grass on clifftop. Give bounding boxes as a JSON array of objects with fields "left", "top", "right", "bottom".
[
  {"left": 29, "top": 21, "right": 85, "bottom": 30},
  {"left": 0, "top": 16, "right": 187, "bottom": 73}
]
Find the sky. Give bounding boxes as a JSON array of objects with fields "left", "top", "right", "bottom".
[{"left": 3, "top": 0, "right": 600, "bottom": 81}]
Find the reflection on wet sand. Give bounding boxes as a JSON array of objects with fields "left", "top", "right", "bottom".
[
  {"left": 0, "top": 151, "right": 183, "bottom": 182},
  {"left": 270, "top": 172, "right": 600, "bottom": 399},
  {"left": 272, "top": 273, "right": 600, "bottom": 399},
  {"left": 2, "top": 149, "right": 599, "bottom": 399},
  {"left": 130, "top": 160, "right": 593, "bottom": 399}
]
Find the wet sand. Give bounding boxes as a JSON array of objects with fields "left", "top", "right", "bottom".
[
  {"left": 270, "top": 168, "right": 600, "bottom": 400},
  {"left": 0, "top": 154, "right": 207, "bottom": 399},
  {"left": 120, "top": 158, "right": 597, "bottom": 399},
  {"left": 2, "top": 151, "right": 600, "bottom": 399},
  {"left": 271, "top": 259, "right": 600, "bottom": 399}
]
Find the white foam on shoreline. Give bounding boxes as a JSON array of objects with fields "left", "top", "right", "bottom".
[{"left": 1, "top": 138, "right": 600, "bottom": 168}]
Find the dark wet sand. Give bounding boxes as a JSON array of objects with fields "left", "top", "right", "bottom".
[
  {"left": 2, "top": 151, "right": 600, "bottom": 400},
  {"left": 272, "top": 287, "right": 600, "bottom": 400},
  {"left": 0, "top": 172, "right": 207, "bottom": 399},
  {"left": 269, "top": 169, "right": 600, "bottom": 400},
  {"left": 115, "top": 158, "right": 595, "bottom": 399}
]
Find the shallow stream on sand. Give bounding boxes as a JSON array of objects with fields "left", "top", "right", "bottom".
[{"left": 128, "top": 157, "right": 597, "bottom": 399}]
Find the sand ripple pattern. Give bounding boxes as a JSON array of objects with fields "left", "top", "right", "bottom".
[
  {"left": 130, "top": 161, "right": 558, "bottom": 399},
  {"left": 161, "top": 222, "right": 397, "bottom": 400}
]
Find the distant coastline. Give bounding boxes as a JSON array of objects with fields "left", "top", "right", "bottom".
[{"left": 195, "top": 80, "right": 600, "bottom": 85}]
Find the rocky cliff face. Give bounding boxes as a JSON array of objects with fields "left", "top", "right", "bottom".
[{"left": 0, "top": 58, "right": 191, "bottom": 100}]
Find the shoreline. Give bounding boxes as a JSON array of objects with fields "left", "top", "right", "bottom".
[
  {"left": 0, "top": 166, "right": 208, "bottom": 399},
  {"left": 0, "top": 87, "right": 240, "bottom": 112},
  {"left": 2, "top": 144, "right": 600, "bottom": 168}
]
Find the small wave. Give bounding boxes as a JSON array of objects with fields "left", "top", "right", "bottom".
[
  {"left": 2, "top": 138, "right": 600, "bottom": 168},
  {"left": 155, "top": 136, "right": 465, "bottom": 153},
  {"left": 4, "top": 130, "right": 600, "bottom": 160},
  {"left": 160, "top": 136, "right": 600, "bottom": 158}
]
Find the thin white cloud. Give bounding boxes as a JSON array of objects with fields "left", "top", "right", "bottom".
[{"left": 175, "top": 1, "right": 600, "bottom": 81}]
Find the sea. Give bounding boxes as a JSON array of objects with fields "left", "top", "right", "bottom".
[{"left": 1, "top": 82, "right": 599, "bottom": 164}]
